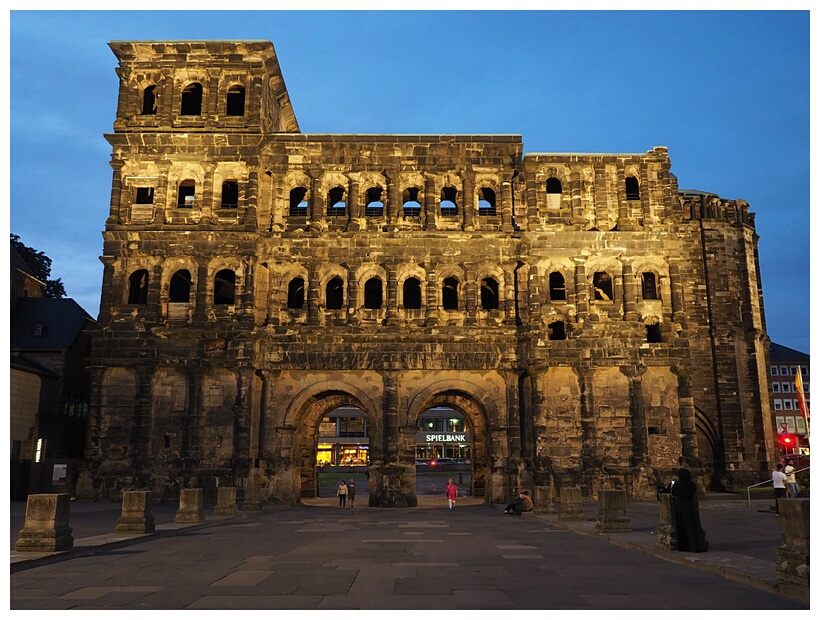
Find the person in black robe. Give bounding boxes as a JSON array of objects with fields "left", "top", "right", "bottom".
[{"left": 670, "top": 468, "right": 709, "bottom": 552}]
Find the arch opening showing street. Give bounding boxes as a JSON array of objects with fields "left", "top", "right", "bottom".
[{"left": 80, "top": 40, "right": 775, "bottom": 507}]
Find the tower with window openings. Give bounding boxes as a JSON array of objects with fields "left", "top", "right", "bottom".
[{"left": 83, "top": 40, "right": 775, "bottom": 506}]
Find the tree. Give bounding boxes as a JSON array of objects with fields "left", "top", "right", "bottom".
[{"left": 10, "top": 233, "right": 67, "bottom": 298}]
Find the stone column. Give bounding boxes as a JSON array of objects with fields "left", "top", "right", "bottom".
[
  {"left": 558, "top": 486, "right": 585, "bottom": 521},
  {"left": 346, "top": 266, "right": 359, "bottom": 326},
  {"left": 249, "top": 75, "right": 263, "bottom": 128},
  {"left": 622, "top": 263, "right": 638, "bottom": 321},
  {"left": 347, "top": 174, "right": 360, "bottom": 231},
  {"left": 98, "top": 257, "right": 116, "bottom": 325},
  {"left": 175, "top": 488, "right": 205, "bottom": 523},
  {"left": 134, "top": 367, "right": 154, "bottom": 479},
  {"left": 386, "top": 172, "right": 399, "bottom": 230},
  {"left": 593, "top": 163, "right": 608, "bottom": 228},
  {"left": 656, "top": 493, "right": 677, "bottom": 550},
  {"left": 465, "top": 267, "right": 478, "bottom": 325},
  {"left": 115, "top": 490, "right": 156, "bottom": 533},
  {"left": 214, "top": 487, "right": 239, "bottom": 516},
  {"left": 233, "top": 367, "right": 254, "bottom": 479},
  {"left": 462, "top": 173, "right": 474, "bottom": 231},
  {"left": 192, "top": 263, "right": 209, "bottom": 325},
  {"left": 534, "top": 486, "right": 555, "bottom": 514},
  {"left": 622, "top": 365, "right": 647, "bottom": 467},
  {"left": 502, "top": 263, "right": 517, "bottom": 325},
  {"left": 107, "top": 160, "right": 124, "bottom": 225},
  {"left": 383, "top": 371, "right": 400, "bottom": 464},
  {"left": 145, "top": 264, "right": 162, "bottom": 324},
  {"left": 158, "top": 70, "right": 174, "bottom": 126},
  {"left": 307, "top": 266, "right": 320, "bottom": 325},
  {"left": 242, "top": 256, "right": 257, "bottom": 321},
  {"left": 595, "top": 489, "right": 631, "bottom": 532},
  {"left": 669, "top": 259, "right": 684, "bottom": 320},
  {"left": 640, "top": 163, "right": 650, "bottom": 225},
  {"left": 527, "top": 265, "right": 541, "bottom": 330},
  {"left": 201, "top": 163, "right": 216, "bottom": 223},
  {"left": 183, "top": 368, "right": 206, "bottom": 463},
  {"left": 15, "top": 494, "right": 74, "bottom": 552},
  {"left": 153, "top": 161, "right": 170, "bottom": 224},
  {"left": 206, "top": 72, "right": 220, "bottom": 126},
  {"left": 577, "top": 367, "right": 596, "bottom": 470},
  {"left": 775, "top": 499, "right": 810, "bottom": 586},
  {"left": 386, "top": 266, "right": 399, "bottom": 326},
  {"left": 500, "top": 179, "right": 513, "bottom": 232},
  {"left": 573, "top": 261, "right": 588, "bottom": 323},
  {"left": 424, "top": 176, "right": 437, "bottom": 231},
  {"left": 616, "top": 166, "right": 630, "bottom": 226},
  {"left": 309, "top": 172, "right": 323, "bottom": 231},
  {"left": 525, "top": 174, "right": 539, "bottom": 231},
  {"left": 570, "top": 167, "right": 585, "bottom": 227},
  {"left": 84, "top": 367, "right": 106, "bottom": 462},
  {"left": 672, "top": 365, "right": 699, "bottom": 465},
  {"left": 269, "top": 171, "right": 285, "bottom": 232},
  {"left": 244, "top": 168, "right": 259, "bottom": 229},
  {"left": 425, "top": 268, "right": 439, "bottom": 326}
]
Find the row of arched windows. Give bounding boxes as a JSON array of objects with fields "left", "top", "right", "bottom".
[
  {"left": 546, "top": 271, "right": 659, "bottom": 301},
  {"left": 141, "top": 82, "right": 245, "bottom": 117}
]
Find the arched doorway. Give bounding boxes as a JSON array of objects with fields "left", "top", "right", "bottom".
[{"left": 415, "top": 406, "right": 473, "bottom": 499}]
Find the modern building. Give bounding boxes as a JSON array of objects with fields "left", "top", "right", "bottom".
[
  {"left": 82, "top": 40, "right": 775, "bottom": 506},
  {"left": 768, "top": 343, "right": 810, "bottom": 456}
]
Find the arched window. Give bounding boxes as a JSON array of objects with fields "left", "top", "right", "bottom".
[
  {"left": 289, "top": 187, "right": 309, "bottom": 216},
  {"left": 169, "top": 269, "right": 192, "bottom": 303},
  {"left": 480, "top": 277, "right": 499, "bottom": 310},
  {"left": 403, "top": 277, "right": 422, "bottom": 309},
  {"left": 326, "top": 277, "right": 344, "bottom": 310},
  {"left": 641, "top": 272, "right": 658, "bottom": 300},
  {"left": 287, "top": 277, "right": 305, "bottom": 309},
  {"left": 327, "top": 186, "right": 346, "bottom": 217},
  {"left": 546, "top": 177, "right": 562, "bottom": 209},
  {"left": 442, "top": 277, "right": 459, "bottom": 310},
  {"left": 549, "top": 272, "right": 566, "bottom": 301},
  {"left": 128, "top": 269, "right": 149, "bottom": 304},
  {"left": 625, "top": 176, "right": 640, "bottom": 200},
  {"left": 221, "top": 181, "right": 239, "bottom": 209},
  {"left": 440, "top": 187, "right": 458, "bottom": 217},
  {"left": 402, "top": 187, "right": 421, "bottom": 217},
  {"left": 593, "top": 272, "right": 613, "bottom": 301},
  {"left": 142, "top": 85, "right": 157, "bottom": 115},
  {"left": 226, "top": 85, "right": 245, "bottom": 116},
  {"left": 548, "top": 320, "right": 567, "bottom": 340},
  {"left": 180, "top": 82, "right": 203, "bottom": 116},
  {"left": 213, "top": 269, "right": 236, "bottom": 305},
  {"left": 646, "top": 322, "right": 662, "bottom": 343},
  {"left": 365, "top": 187, "right": 384, "bottom": 217},
  {"left": 478, "top": 188, "right": 496, "bottom": 216},
  {"left": 177, "top": 180, "right": 195, "bottom": 209},
  {"left": 364, "top": 278, "right": 383, "bottom": 309}
]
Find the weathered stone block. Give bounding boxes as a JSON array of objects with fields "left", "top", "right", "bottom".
[
  {"left": 115, "top": 490, "right": 155, "bottom": 533},
  {"left": 775, "top": 499, "right": 809, "bottom": 586},
  {"left": 213, "top": 486, "right": 239, "bottom": 516},
  {"left": 595, "top": 489, "right": 631, "bottom": 532},
  {"left": 534, "top": 485, "right": 555, "bottom": 514},
  {"left": 558, "top": 486, "right": 585, "bottom": 521},
  {"left": 656, "top": 493, "right": 677, "bottom": 550},
  {"left": 175, "top": 488, "right": 204, "bottom": 523},
  {"left": 15, "top": 493, "right": 74, "bottom": 552}
]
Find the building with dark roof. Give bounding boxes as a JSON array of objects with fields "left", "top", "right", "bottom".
[{"left": 768, "top": 343, "right": 810, "bottom": 456}]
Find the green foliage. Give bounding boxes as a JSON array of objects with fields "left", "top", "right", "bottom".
[{"left": 10, "top": 233, "right": 66, "bottom": 298}]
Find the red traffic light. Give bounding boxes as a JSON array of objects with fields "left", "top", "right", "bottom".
[{"left": 783, "top": 435, "right": 792, "bottom": 445}]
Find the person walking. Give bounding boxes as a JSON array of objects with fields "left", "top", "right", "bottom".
[
  {"left": 337, "top": 479, "right": 348, "bottom": 508},
  {"left": 772, "top": 463, "right": 788, "bottom": 515},
  {"left": 446, "top": 478, "right": 458, "bottom": 511},
  {"left": 784, "top": 459, "right": 799, "bottom": 498},
  {"left": 347, "top": 479, "right": 356, "bottom": 507}
]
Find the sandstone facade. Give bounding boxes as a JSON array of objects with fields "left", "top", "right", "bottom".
[{"left": 81, "top": 41, "right": 775, "bottom": 506}]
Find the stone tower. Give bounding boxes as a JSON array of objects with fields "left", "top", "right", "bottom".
[{"left": 82, "top": 40, "right": 775, "bottom": 505}]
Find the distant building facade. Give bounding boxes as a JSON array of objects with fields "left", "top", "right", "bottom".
[
  {"left": 768, "top": 343, "right": 810, "bottom": 453},
  {"left": 82, "top": 41, "right": 775, "bottom": 506}
]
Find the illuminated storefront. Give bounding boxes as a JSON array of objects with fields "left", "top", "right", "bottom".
[
  {"left": 415, "top": 407, "right": 472, "bottom": 461},
  {"left": 316, "top": 406, "right": 369, "bottom": 466}
]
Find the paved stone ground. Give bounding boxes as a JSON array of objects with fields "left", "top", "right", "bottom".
[{"left": 8, "top": 495, "right": 810, "bottom": 610}]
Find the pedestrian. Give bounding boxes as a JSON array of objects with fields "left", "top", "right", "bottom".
[
  {"left": 772, "top": 463, "right": 787, "bottom": 515},
  {"left": 337, "top": 479, "right": 348, "bottom": 508},
  {"left": 446, "top": 478, "right": 458, "bottom": 511},
  {"left": 784, "top": 459, "right": 799, "bottom": 498},
  {"left": 347, "top": 478, "right": 356, "bottom": 507},
  {"left": 670, "top": 468, "right": 709, "bottom": 552},
  {"left": 503, "top": 490, "right": 534, "bottom": 516}
]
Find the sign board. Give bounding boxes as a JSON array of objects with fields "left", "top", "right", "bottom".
[
  {"left": 415, "top": 432, "right": 471, "bottom": 444},
  {"left": 52, "top": 464, "right": 67, "bottom": 486}
]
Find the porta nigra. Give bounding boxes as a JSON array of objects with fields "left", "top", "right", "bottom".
[{"left": 80, "top": 40, "right": 776, "bottom": 507}]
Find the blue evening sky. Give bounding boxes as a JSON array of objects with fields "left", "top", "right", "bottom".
[{"left": 6, "top": 8, "right": 813, "bottom": 354}]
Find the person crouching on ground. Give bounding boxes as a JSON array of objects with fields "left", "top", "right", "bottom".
[
  {"left": 504, "top": 490, "right": 533, "bottom": 516},
  {"left": 446, "top": 478, "right": 458, "bottom": 511}
]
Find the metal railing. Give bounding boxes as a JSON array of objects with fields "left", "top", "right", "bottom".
[{"left": 746, "top": 465, "right": 809, "bottom": 507}]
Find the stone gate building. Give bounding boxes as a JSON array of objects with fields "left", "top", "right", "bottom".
[{"left": 80, "top": 40, "right": 776, "bottom": 506}]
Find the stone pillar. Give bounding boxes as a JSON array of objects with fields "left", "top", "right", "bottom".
[
  {"left": 525, "top": 174, "right": 539, "bottom": 231},
  {"left": 145, "top": 264, "right": 162, "bottom": 324},
  {"left": 639, "top": 163, "right": 650, "bottom": 225},
  {"left": 183, "top": 369, "right": 205, "bottom": 463},
  {"left": 622, "top": 263, "right": 638, "bottom": 321},
  {"left": 233, "top": 367, "right": 254, "bottom": 478},
  {"left": 656, "top": 493, "right": 677, "bottom": 550},
  {"left": 347, "top": 174, "right": 361, "bottom": 230},
  {"left": 558, "top": 486, "right": 585, "bottom": 521},
  {"left": 527, "top": 265, "right": 541, "bottom": 330},
  {"left": 157, "top": 70, "right": 174, "bottom": 126},
  {"left": 669, "top": 260, "right": 684, "bottom": 320},
  {"left": 425, "top": 268, "right": 439, "bottom": 326},
  {"left": 214, "top": 487, "right": 239, "bottom": 516},
  {"left": 574, "top": 261, "right": 588, "bottom": 323},
  {"left": 201, "top": 163, "right": 216, "bottom": 223},
  {"left": 175, "top": 488, "right": 205, "bottom": 523},
  {"left": 386, "top": 172, "right": 399, "bottom": 230},
  {"left": 307, "top": 266, "right": 320, "bottom": 325},
  {"left": 673, "top": 366, "right": 699, "bottom": 465},
  {"left": 616, "top": 166, "right": 630, "bottom": 227},
  {"left": 424, "top": 176, "right": 437, "bottom": 231},
  {"left": 593, "top": 163, "right": 607, "bottom": 229},
  {"left": 270, "top": 171, "right": 285, "bottom": 231},
  {"left": 465, "top": 267, "right": 477, "bottom": 325},
  {"left": 502, "top": 263, "right": 517, "bottom": 325},
  {"left": 192, "top": 263, "right": 209, "bottom": 325},
  {"left": 570, "top": 167, "right": 584, "bottom": 227},
  {"left": 775, "top": 499, "right": 809, "bottom": 586},
  {"left": 595, "top": 489, "right": 631, "bottom": 532},
  {"left": 244, "top": 168, "right": 259, "bottom": 229},
  {"left": 622, "top": 365, "right": 648, "bottom": 467},
  {"left": 462, "top": 173, "right": 474, "bottom": 231},
  {"left": 153, "top": 161, "right": 169, "bottom": 224},
  {"left": 383, "top": 371, "right": 400, "bottom": 464},
  {"left": 242, "top": 256, "right": 257, "bottom": 322},
  {"left": 500, "top": 179, "right": 513, "bottom": 232},
  {"left": 534, "top": 485, "right": 555, "bottom": 514},
  {"left": 15, "top": 494, "right": 74, "bottom": 552},
  {"left": 98, "top": 257, "right": 116, "bottom": 325},
  {"left": 115, "top": 490, "right": 156, "bottom": 533},
  {"left": 309, "top": 173, "right": 322, "bottom": 231},
  {"left": 107, "top": 160, "right": 124, "bottom": 225},
  {"left": 134, "top": 367, "right": 154, "bottom": 478},
  {"left": 346, "top": 266, "right": 359, "bottom": 326},
  {"left": 386, "top": 266, "right": 399, "bottom": 326}
]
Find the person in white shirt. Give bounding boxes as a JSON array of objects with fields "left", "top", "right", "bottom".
[
  {"left": 783, "top": 459, "right": 799, "bottom": 498},
  {"left": 771, "top": 463, "right": 788, "bottom": 515}
]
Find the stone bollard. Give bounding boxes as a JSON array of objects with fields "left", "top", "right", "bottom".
[
  {"left": 775, "top": 499, "right": 809, "bottom": 586},
  {"left": 656, "top": 493, "right": 677, "bottom": 550},
  {"left": 15, "top": 493, "right": 74, "bottom": 552},
  {"left": 213, "top": 487, "right": 239, "bottom": 516},
  {"left": 175, "top": 488, "right": 205, "bottom": 523},
  {"left": 595, "top": 489, "right": 631, "bottom": 532},
  {"left": 115, "top": 490, "right": 156, "bottom": 534},
  {"left": 558, "top": 486, "right": 586, "bottom": 521},
  {"left": 534, "top": 485, "right": 555, "bottom": 514}
]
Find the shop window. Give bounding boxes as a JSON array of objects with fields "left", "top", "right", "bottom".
[
  {"left": 169, "top": 269, "right": 192, "bottom": 303},
  {"left": 327, "top": 186, "right": 346, "bottom": 217},
  {"left": 289, "top": 187, "right": 309, "bottom": 216},
  {"left": 128, "top": 269, "right": 149, "bottom": 304},
  {"left": 646, "top": 323, "right": 662, "bottom": 343},
  {"left": 549, "top": 272, "right": 566, "bottom": 301},
  {"left": 402, "top": 187, "right": 421, "bottom": 217},
  {"left": 180, "top": 82, "right": 203, "bottom": 116},
  {"left": 365, "top": 187, "right": 384, "bottom": 217},
  {"left": 625, "top": 176, "right": 640, "bottom": 200},
  {"left": 364, "top": 278, "right": 383, "bottom": 309},
  {"left": 642, "top": 272, "right": 658, "bottom": 300},
  {"left": 221, "top": 181, "right": 239, "bottom": 208},
  {"left": 287, "top": 277, "right": 305, "bottom": 309},
  {"left": 480, "top": 277, "right": 499, "bottom": 310},
  {"left": 548, "top": 320, "right": 566, "bottom": 340},
  {"left": 226, "top": 85, "right": 245, "bottom": 116},
  {"left": 177, "top": 180, "right": 196, "bottom": 209},
  {"left": 403, "top": 277, "right": 422, "bottom": 309},
  {"left": 440, "top": 186, "right": 458, "bottom": 217},
  {"left": 213, "top": 269, "right": 236, "bottom": 305},
  {"left": 326, "top": 277, "right": 344, "bottom": 310},
  {"left": 135, "top": 187, "right": 154, "bottom": 204},
  {"left": 478, "top": 187, "right": 496, "bottom": 216},
  {"left": 593, "top": 272, "right": 613, "bottom": 301},
  {"left": 142, "top": 85, "right": 157, "bottom": 115},
  {"left": 442, "top": 277, "right": 459, "bottom": 310}
]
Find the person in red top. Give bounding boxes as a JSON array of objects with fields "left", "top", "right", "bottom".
[{"left": 446, "top": 478, "right": 458, "bottom": 511}]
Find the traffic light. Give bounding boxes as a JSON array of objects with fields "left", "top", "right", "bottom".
[{"left": 779, "top": 433, "right": 799, "bottom": 453}]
